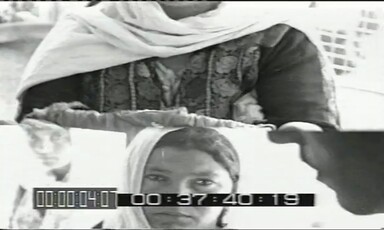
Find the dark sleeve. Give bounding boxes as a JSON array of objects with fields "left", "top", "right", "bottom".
[
  {"left": 16, "top": 75, "right": 83, "bottom": 122},
  {"left": 92, "top": 221, "right": 113, "bottom": 229},
  {"left": 257, "top": 27, "right": 340, "bottom": 130},
  {"left": 92, "top": 221, "right": 103, "bottom": 229}
]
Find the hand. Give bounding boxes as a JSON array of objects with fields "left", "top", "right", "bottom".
[
  {"left": 278, "top": 122, "right": 323, "bottom": 132},
  {"left": 25, "top": 101, "right": 89, "bottom": 121},
  {"left": 268, "top": 122, "right": 322, "bottom": 145},
  {"left": 118, "top": 107, "right": 255, "bottom": 128},
  {"left": 25, "top": 102, "right": 262, "bottom": 130}
]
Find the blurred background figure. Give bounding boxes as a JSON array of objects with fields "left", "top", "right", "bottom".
[
  {"left": 303, "top": 132, "right": 384, "bottom": 215},
  {"left": 269, "top": 131, "right": 384, "bottom": 216},
  {"left": 8, "top": 119, "right": 73, "bottom": 229},
  {"left": 0, "top": 1, "right": 88, "bottom": 118},
  {"left": 0, "top": 1, "right": 87, "bottom": 23}
]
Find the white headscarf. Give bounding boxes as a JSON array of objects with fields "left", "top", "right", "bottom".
[
  {"left": 103, "top": 128, "right": 173, "bottom": 229},
  {"left": 16, "top": 1, "right": 319, "bottom": 99}
]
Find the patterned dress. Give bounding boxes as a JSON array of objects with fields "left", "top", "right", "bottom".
[{"left": 18, "top": 24, "right": 339, "bottom": 130}]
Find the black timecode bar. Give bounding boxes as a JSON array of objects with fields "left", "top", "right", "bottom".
[{"left": 117, "top": 193, "right": 315, "bottom": 207}]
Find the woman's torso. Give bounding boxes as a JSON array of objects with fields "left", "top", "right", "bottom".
[
  {"left": 80, "top": 31, "right": 265, "bottom": 120},
  {"left": 18, "top": 24, "right": 339, "bottom": 129}
]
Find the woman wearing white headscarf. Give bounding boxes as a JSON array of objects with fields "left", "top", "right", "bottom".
[
  {"left": 99, "top": 127, "right": 241, "bottom": 229},
  {"left": 15, "top": 1, "right": 339, "bottom": 131}
]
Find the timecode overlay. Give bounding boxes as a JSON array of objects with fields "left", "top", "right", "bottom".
[
  {"left": 33, "top": 187, "right": 117, "bottom": 209},
  {"left": 117, "top": 193, "right": 315, "bottom": 207},
  {"left": 33, "top": 188, "right": 315, "bottom": 209}
]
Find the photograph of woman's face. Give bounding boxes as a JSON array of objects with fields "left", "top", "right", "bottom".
[{"left": 141, "top": 146, "right": 233, "bottom": 229}]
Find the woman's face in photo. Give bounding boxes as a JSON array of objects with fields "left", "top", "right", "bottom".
[{"left": 141, "top": 146, "right": 233, "bottom": 229}]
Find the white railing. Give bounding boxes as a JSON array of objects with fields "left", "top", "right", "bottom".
[{"left": 314, "top": 4, "right": 384, "bottom": 75}]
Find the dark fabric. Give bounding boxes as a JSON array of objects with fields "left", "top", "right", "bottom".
[
  {"left": 93, "top": 221, "right": 103, "bottom": 229},
  {"left": 16, "top": 75, "right": 83, "bottom": 122},
  {"left": 257, "top": 28, "right": 339, "bottom": 130},
  {"left": 17, "top": 25, "right": 339, "bottom": 130},
  {"left": 269, "top": 131, "right": 384, "bottom": 214}
]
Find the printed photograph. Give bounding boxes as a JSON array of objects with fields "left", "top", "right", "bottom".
[{"left": 1, "top": 123, "right": 384, "bottom": 228}]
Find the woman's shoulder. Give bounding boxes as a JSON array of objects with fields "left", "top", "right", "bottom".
[
  {"left": 247, "top": 24, "right": 293, "bottom": 48},
  {"left": 220, "top": 24, "right": 310, "bottom": 51}
]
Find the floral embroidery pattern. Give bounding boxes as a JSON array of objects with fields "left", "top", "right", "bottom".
[
  {"left": 74, "top": 26, "right": 339, "bottom": 128},
  {"left": 109, "top": 84, "right": 129, "bottom": 104},
  {"left": 212, "top": 78, "right": 238, "bottom": 97},
  {"left": 218, "top": 40, "right": 239, "bottom": 52},
  {"left": 81, "top": 35, "right": 262, "bottom": 120},
  {"left": 136, "top": 62, "right": 151, "bottom": 78},
  {"left": 108, "top": 65, "right": 128, "bottom": 80},
  {"left": 179, "top": 76, "right": 207, "bottom": 112},
  {"left": 104, "top": 66, "right": 131, "bottom": 111},
  {"left": 242, "top": 46, "right": 260, "bottom": 68},
  {"left": 134, "top": 71, "right": 161, "bottom": 110},
  {"left": 189, "top": 52, "right": 207, "bottom": 73},
  {"left": 136, "top": 79, "right": 160, "bottom": 101},
  {"left": 212, "top": 96, "right": 232, "bottom": 118},
  {"left": 215, "top": 56, "right": 238, "bottom": 74}
]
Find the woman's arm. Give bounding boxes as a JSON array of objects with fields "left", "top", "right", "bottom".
[
  {"left": 257, "top": 27, "right": 340, "bottom": 131},
  {"left": 27, "top": 102, "right": 257, "bottom": 131}
]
